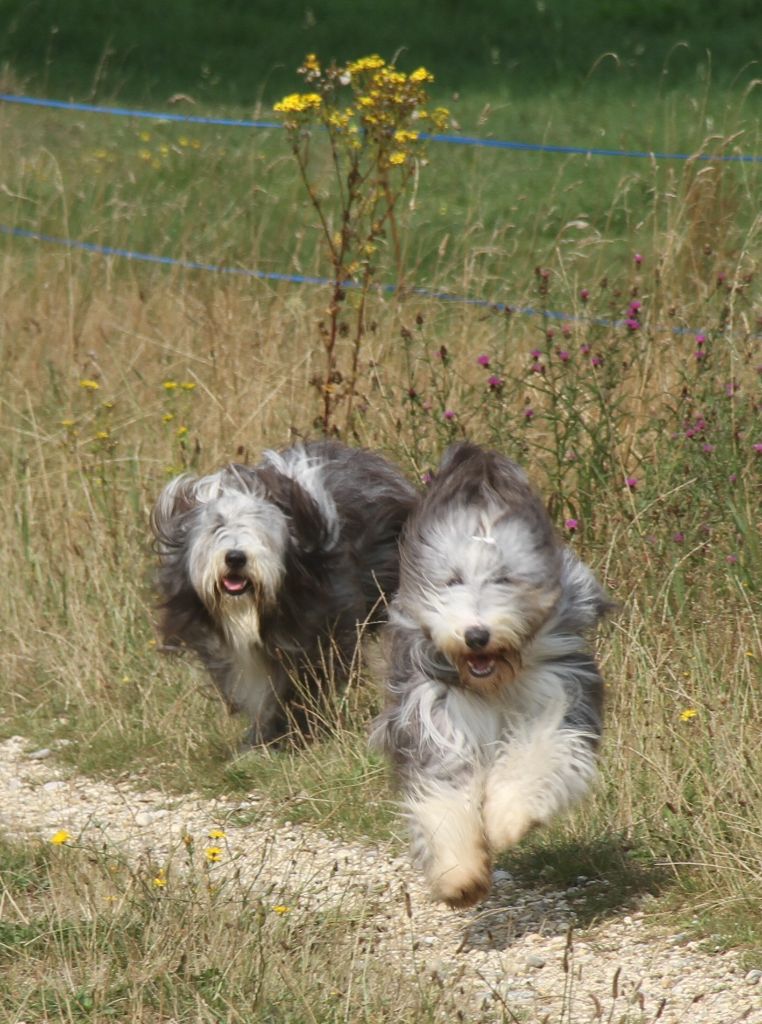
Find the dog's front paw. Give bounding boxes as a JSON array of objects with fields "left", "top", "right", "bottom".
[
  {"left": 483, "top": 798, "right": 536, "bottom": 852},
  {"left": 431, "top": 858, "right": 492, "bottom": 910}
]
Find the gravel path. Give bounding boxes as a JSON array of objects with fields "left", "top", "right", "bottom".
[{"left": 2, "top": 735, "right": 760, "bottom": 1023}]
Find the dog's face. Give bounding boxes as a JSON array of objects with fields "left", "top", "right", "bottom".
[
  {"left": 401, "top": 502, "right": 561, "bottom": 694},
  {"left": 153, "top": 467, "right": 289, "bottom": 644}
]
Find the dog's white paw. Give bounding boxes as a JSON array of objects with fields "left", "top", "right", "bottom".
[
  {"left": 429, "top": 854, "right": 492, "bottom": 910},
  {"left": 482, "top": 794, "right": 536, "bottom": 852}
]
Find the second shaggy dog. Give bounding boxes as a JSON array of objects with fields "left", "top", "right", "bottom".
[{"left": 152, "top": 440, "right": 416, "bottom": 746}]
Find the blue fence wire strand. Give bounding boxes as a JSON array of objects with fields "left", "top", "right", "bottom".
[
  {"left": 4, "top": 223, "right": 732, "bottom": 339},
  {"left": 2, "top": 92, "right": 761, "bottom": 163}
]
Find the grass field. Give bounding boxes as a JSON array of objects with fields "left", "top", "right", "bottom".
[{"left": 1, "top": 20, "right": 761, "bottom": 1021}]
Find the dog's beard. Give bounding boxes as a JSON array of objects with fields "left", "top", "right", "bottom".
[{"left": 192, "top": 552, "right": 283, "bottom": 649}]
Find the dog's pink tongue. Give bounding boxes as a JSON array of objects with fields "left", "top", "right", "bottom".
[{"left": 223, "top": 576, "right": 247, "bottom": 593}]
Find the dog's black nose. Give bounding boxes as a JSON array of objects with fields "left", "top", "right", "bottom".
[
  {"left": 224, "top": 549, "right": 247, "bottom": 570},
  {"left": 464, "top": 626, "right": 491, "bottom": 650}
]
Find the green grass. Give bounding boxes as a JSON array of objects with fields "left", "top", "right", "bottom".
[{"left": 2, "top": 0, "right": 762, "bottom": 104}]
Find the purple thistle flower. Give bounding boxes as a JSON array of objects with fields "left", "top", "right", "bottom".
[
  {"left": 530, "top": 362, "right": 545, "bottom": 374},
  {"left": 673, "top": 531, "right": 685, "bottom": 543},
  {"left": 487, "top": 374, "right": 504, "bottom": 392},
  {"left": 753, "top": 443, "right": 762, "bottom": 454},
  {"left": 702, "top": 443, "right": 716, "bottom": 454},
  {"left": 476, "top": 353, "right": 491, "bottom": 367},
  {"left": 421, "top": 471, "right": 432, "bottom": 485},
  {"left": 580, "top": 343, "right": 591, "bottom": 356},
  {"left": 443, "top": 409, "right": 456, "bottom": 421},
  {"left": 695, "top": 333, "right": 706, "bottom": 346},
  {"left": 580, "top": 288, "right": 590, "bottom": 302},
  {"left": 629, "top": 300, "right": 642, "bottom": 313},
  {"left": 524, "top": 408, "right": 534, "bottom": 420},
  {"left": 557, "top": 349, "right": 570, "bottom": 362},
  {"left": 634, "top": 253, "right": 643, "bottom": 265},
  {"left": 695, "top": 349, "right": 706, "bottom": 361},
  {"left": 590, "top": 355, "right": 603, "bottom": 367},
  {"left": 530, "top": 348, "right": 542, "bottom": 360},
  {"left": 625, "top": 476, "right": 638, "bottom": 490},
  {"left": 625, "top": 317, "right": 640, "bottom": 331},
  {"left": 726, "top": 554, "right": 738, "bottom": 565},
  {"left": 564, "top": 518, "right": 578, "bottom": 532}
]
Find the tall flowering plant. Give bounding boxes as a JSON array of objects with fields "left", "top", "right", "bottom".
[{"left": 274, "top": 54, "right": 448, "bottom": 435}]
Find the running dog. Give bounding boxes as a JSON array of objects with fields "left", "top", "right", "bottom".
[
  {"left": 371, "top": 442, "right": 609, "bottom": 908},
  {"left": 152, "top": 440, "right": 416, "bottom": 746}
]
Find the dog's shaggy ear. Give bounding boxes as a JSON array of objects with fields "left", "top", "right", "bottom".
[
  {"left": 150, "top": 474, "right": 200, "bottom": 541},
  {"left": 257, "top": 465, "right": 330, "bottom": 554}
]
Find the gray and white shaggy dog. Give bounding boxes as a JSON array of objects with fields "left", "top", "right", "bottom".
[
  {"left": 151, "top": 440, "right": 416, "bottom": 746},
  {"left": 371, "top": 442, "right": 609, "bottom": 909}
]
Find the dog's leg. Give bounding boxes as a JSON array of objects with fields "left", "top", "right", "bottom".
[
  {"left": 406, "top": 775, "right": 492, "bottom": 909},
  {"left": 212, "top": 646, "right": 293, "bottom": 746},
  {"left": 482, "top": 720, "right": 597, "bottom": 852}
]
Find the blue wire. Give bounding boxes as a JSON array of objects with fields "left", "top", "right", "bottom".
[
  {"left": 2, "top": 92, "right": 760, "bottom": 163},
  {"left": 3, "top": 223, "right": 726, "bottom": 338}
]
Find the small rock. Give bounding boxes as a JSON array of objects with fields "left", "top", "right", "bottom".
[
  {"left": 526, "top": 955, "right": 546, "bottom": 969},
  {"left": 28, "top": 748, "right": 53, "bottom": 760},
  {"left": 493, "top": 868, "right": 512, "bottom": 883},
  {"left": 745, "top": 969, "right": 762, "bottom": 985},
  {"left": 135, "top": 809, "right": 168, "bottom": 826},
  {"left": 42, "top": 780, "right": 66, "bottom": 792}
]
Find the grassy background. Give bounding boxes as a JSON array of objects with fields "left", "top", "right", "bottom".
[{"left": 0, "top": 4, "right": 761, "bottom": 1019}]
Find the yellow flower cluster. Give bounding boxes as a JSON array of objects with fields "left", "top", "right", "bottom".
[
  {"left": 273, "top": 54, "right": 449, "bottom": 163},
  {"left": 273, "top": 92, "right": 323, "bottom": 115}
]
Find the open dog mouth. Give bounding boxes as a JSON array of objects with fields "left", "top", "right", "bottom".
[
  {"left": 220, "top": 573, "right": 252, "bottom": 597},
  {"left": 464, "top": 653, "right": 497, "bottom": 679}
]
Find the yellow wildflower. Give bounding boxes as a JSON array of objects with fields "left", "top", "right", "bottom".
[
  {"left": 394, "top": 129, "right": 420, "bottom": 144},
  {"left": 138, "top": 149, "right": 152, "bottom": 161},
  {"left": 180, "top": 380, "right": 197, "bottom": 391},
  {"left": 162, "top": 380, "right": 178, "bottom": 390},
  {"left": 153, "top": 870, "right": 167, "bottom": 888},
  {"left": 679, "top": 708, "right": 698, "bottom": 722},
  {"left": 176, "top": 425, "right": 189, "bottom": 438},
  {"left": 95, "top": 431, "right": 110, "bottom": 441},
  {"left": 60, "top": 418, "right": 77, "bottom": 428},
  {"left": 272, "top": 904, "right": 291, "bottom": 915},
  {"left": 273, "top": 92, "right": 323, "bottom": 114},
  {"left": 346, "top": 55, "right": 385, "bottom": 75},
  {"left": 50, "top": 829, "right": 71, "bottom": 845},
  {"left": 79, "top": 379, "right": 100, "bottom": 390},
  {"left": 410, "top": 67, "right": 434, "bottom": 84},
  {"left": 163, "top": 412, "right": 175, "bottom": 422},
  {"left": 387, "top": 151, "right": 407, "bottom": 166},
  {"left": 205, "top": 846, "right": 222, "bottom": 863},
  {"left": 208, "top": 828, "right": 226, "bottom": 840},
  {"left": 138, "top": 130, "right": 152, "bottom": 142},
  {"left": 302, "top": 53, "right": 321, "bottom": 73}
]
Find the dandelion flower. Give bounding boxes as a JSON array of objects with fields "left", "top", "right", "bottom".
[
  {"left": 180, "top": 381, "right": 197, "bottom": 391},
  {"left": 79, "top": 379, "right": 100, "bottom": 390},
  {"left": 679, "top": 708, "right": 697, "bottom": 722},
  {"left": 205, "top": 846, "right": 222, "bottom": 863},
  {"left": 272, "top": 904, "right": 291, "bottom": 915},
  {"left": 153, "top": 871, "right": 167, "bottom": 888},
  {"left": 50, "top": 829, "right": 71, "bottom": 845},
  {"left": 208, "top": 828, "right": 226, "bottom": 840},
  {"left": 162, "top": 380, "right": 178, "bottom": 390}
]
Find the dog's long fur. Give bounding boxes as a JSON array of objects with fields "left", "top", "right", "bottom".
[
  {"left": 371, "top": 442, "right": 609, "bottom": 909},
  {"left": 152, "top": 440, "right": 416, "bottom": 745}
]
